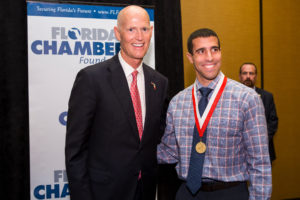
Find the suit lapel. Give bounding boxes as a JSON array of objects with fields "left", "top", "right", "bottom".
[
  {"left": 108, "top": 56, "right": 140, "bottom": 141},
  {"left": 142, "top": 65, "right": 155, "bottom": 142},
  {"left": 256, "top": 87, "right": 267, "bottom": 107},
  {"left": 256, "top": 87, "right": 264, "bottom": 100}
]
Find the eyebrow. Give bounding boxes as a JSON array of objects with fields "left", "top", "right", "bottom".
[
  {"left": 211, "top": 46, "right": 220, "bottom": 49},
  {"left": 194, "top": 46, "right": 220, "bottom": 52}
]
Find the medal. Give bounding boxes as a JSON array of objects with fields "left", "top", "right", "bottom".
[
  {"left": 192, "top": 73, "right": 227, "bottom": 154},
  {"left": 195, "top": 141, "right": 206, "bottom": 154}
]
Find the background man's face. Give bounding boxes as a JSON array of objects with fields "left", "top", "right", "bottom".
[{"left": 239, "top": 64, "right": 257, "bottom": 87}]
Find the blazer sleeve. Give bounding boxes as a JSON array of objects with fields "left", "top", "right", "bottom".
[
  {"left": 159, "top": 77, "right": 169, "bottom": 140},
  {"left": 65, "top": 68, "right": 96, "bottom": 200},
  {"left": 266, "top": 94, "right": 278, "bottom": 138}
]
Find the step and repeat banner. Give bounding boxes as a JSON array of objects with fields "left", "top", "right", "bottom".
[{"left": 27, "top": 1, "right": 154, "bottom": 199}]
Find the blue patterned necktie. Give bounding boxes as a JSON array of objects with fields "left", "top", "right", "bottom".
[{"left": 186, "top": 87, "right": 212, "bottom": 194}]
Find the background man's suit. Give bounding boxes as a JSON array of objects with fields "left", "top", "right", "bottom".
[
  {"left": 255, "top": 87, "right": 278, "bottom": 162},
  {"left": 65, "top": 55, "right": 168, "bottom": 200}
]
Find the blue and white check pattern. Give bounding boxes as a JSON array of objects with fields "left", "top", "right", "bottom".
[{"left": 157, "top": 72, "right": 272, "bottom": 199}]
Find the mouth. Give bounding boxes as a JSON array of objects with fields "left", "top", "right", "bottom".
[
  {"left": 132, "top": 43, "right": 144, "bottom": 47},
  {"left": 243, "top": 80, "right": 253, "bottom": 85},
  {"left": 204, "top": 64, "right": 214, "bottom": 69}
]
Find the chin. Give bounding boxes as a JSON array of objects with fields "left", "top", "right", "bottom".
[{"left": 133, "top": 53, "right": 147, "bottom": 59}]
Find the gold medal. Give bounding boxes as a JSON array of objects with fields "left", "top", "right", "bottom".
[{"left": 195, "top": 141, "right": 206, "bottom": 154}]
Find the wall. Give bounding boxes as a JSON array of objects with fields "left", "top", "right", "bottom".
[
  {"left": 181, "top": 0, "right": 300, "bottom": 199},
  {"left": 263, "top": 0, "right": 300, "bottom": 199},
  {"left": 181, "top": 0, "right": 261, "bottom": 87}
]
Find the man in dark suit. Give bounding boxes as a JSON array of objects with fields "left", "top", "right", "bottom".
[
  {"left": 65, "top": 5, "right": 168, "bottom": 200},
  {"left": 239, "top": 62, "right": 278, "bottom": 162}
]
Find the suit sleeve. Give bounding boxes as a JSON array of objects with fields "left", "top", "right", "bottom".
[
  {"left": 65, "top": 69, "right": 96, "bottom": 200},
  {"left": 266, "top": 94, "right": 278, "bottom": 139},
  {"left": 159, "top": 78, "right": 169, "bottom": 141}
]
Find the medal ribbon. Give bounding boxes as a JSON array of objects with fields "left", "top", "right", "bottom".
[{"left": 192, "top": 73, "right": 227, "bottom": 137}]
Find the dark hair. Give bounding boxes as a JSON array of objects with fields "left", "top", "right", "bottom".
[
  {"left": 187, "top": 28, "right": 221, "bottom": 54},
  {"left": 239, "top": 62, "right": 257, "bottom": 74}
]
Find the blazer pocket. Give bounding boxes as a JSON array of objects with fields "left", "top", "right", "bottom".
[{"left": 89, "top": 167, "right": 111, "bottom": 184}]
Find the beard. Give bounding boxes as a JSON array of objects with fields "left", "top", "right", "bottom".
[{"left": 243, "top": 78, "right": 255, "bottom": 88}]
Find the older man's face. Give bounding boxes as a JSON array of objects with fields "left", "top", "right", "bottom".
[
  {"left": 114, "top": 8, "right": 152, "bottom": 67},
  {"left": 239, "top": 64, "right": 257, "bottom": 88}
]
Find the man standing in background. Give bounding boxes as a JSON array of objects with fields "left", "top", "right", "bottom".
[
  {"left": 239, "top": 62, "right": 279, "bottom": 163},
  {"left": 65, "top": 5, "right": 168, "bottom": 200}
]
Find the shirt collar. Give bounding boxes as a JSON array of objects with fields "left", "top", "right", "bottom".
[
  {"left": 195, "top": 71, "right": 223, "bottom": 91},
  {"left": 118, "top": 52, "right": 143, "bottom": 77}
]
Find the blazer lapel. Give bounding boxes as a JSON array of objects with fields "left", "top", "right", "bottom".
[
  {"left": 108, "top": 56, "right": 140, "bottom": 141},
  {"left": 142, "top": 65, "right": 156, "bottom": 142}
]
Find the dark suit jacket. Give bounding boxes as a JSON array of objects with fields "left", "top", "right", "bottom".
[
  {"left": 255, "top": 87, "right": 278, "bottom": 162},
  {"left": 65, "top": 55, "right": 168, "bottom": 200}
]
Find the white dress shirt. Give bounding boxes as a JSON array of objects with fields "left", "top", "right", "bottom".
[{"left": 118, "top": 52, "right": 146, "bottom": 127}]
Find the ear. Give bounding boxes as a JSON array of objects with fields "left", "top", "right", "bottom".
[
  {"left": 114, "top": 26, "right": 121, "bottom": 41},
  {"left": 149, "top": 25, "right": 153, "bottom": 38},
  {"left": 186, "top": 52, "right": 194, "bottom": 64}
]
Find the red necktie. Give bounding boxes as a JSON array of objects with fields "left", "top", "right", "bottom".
[{"left": 130, "top": 70, "right": 143, "bottom": 140}]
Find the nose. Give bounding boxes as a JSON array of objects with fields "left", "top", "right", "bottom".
[
  {"left": 206, "top": 50, "right": 213, "bottom": 61},
  {"left": 136, "top": 29, "right": 143, "bottom": 40}
]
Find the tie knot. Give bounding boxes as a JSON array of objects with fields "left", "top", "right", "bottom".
[
  {"left": 132, "top": 70, "right": 138, "bottom": 78},
  {"left": 199, "top": 87, "right": 212, "bottom": 97}
]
